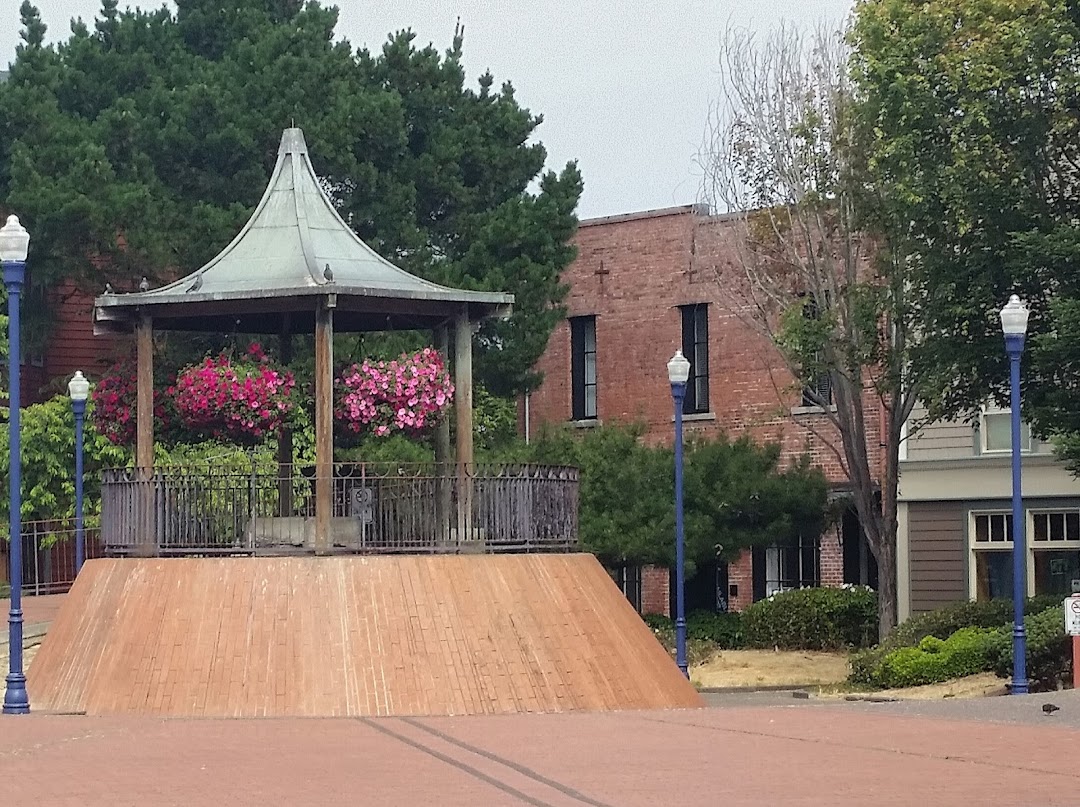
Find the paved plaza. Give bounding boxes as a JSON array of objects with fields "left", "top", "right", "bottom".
[{"left": 4, "top": 696, "right": 1080, "bottom": 806}]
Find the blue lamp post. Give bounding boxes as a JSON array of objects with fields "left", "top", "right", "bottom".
[
  {"left": 2, "top": 214, "right": 30, "bottom": 715},
  {"left": 668, "top": 348, "right": 691, "bottom": 678},
  {"left": 69, "top": 371, "right": 90, "bottom": 575},
  {"left": 1000, "top": 294, "right": 1030, "bottom": 696}
]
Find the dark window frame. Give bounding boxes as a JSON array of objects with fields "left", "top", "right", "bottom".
[
  {"left": 798, "top": 294, "right": 833, "bottom": 408},
  {"left": 679, "top": 303, "right": 710, "bottom": 414},
  {"left": 570, "top": 315, "right": 597, "bottom": 420}
]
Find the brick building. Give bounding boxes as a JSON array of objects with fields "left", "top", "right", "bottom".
[{"left": 525, "top": 205, "right": 883, "bottom": 614}]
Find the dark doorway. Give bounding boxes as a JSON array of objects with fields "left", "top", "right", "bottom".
[
  {"left": 675, "top": 560, "right": 729, "bottom": 615},
  {"left": 842, "top": 506, "right": 879, "bottom": 589}
]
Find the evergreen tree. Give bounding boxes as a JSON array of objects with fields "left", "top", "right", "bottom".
[{"left": 0, "top": 1, "right": 581, "bottom": 393}]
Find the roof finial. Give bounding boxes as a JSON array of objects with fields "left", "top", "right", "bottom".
[{"left": 279, "top": 126, "right": 308, "bottom": 156}]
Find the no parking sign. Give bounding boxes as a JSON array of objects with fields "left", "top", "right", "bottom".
[{"left": 1065, "top": 596, "right": 1080, "bottom": 636}]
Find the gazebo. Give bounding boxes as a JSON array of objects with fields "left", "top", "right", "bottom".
[{"left": 93, "top": 127, "right": 575, "bottom": 555}]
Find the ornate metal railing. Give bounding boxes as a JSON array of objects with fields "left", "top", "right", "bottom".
[{"left": 100, "top": 462, "right": 579, "bottom": 555}]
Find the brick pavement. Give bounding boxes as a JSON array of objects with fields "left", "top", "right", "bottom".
[
  {"left": 3, "top": 703, "right": 1079, "bottom": 806},
  {"left": 0, "top": 593, "right": 67, "bottom": 629}
]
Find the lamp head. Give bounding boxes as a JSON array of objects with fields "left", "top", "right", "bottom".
[
  {"left": 0, "top": 215, "right": 30, "bottom": 263},
  {"left": 1000, "top": 294, "right": 1030, "bottom": 336},
  {"left": 68, "top": 370, "right": 91, "bottom": 402},
  {"left": 667, "top": 349, "right": 691, "bottom": 385}
]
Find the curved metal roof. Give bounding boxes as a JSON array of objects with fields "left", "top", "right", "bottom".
[{"left": 94, "top": 127, "right": 512, "bottom": 333}]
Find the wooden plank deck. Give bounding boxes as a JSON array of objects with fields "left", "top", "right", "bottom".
[{"left": 27, "top": 555, "right": 703, "bottom": 717}]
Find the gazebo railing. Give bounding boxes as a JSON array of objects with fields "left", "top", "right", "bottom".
[{"left": 100, "top": 462, "right": 579, "bottom": 555}]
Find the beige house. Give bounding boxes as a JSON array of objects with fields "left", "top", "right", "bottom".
[{"left": 898, "top": 406, "right": 1080, "bottom": 621}]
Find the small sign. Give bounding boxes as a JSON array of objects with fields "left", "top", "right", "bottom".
[
  {"left": 1066, "top": 597, "right": 1080, "bottom": 637},
  {"left": 1072, "top": 579, "right": 1080, "bottom": 595}
]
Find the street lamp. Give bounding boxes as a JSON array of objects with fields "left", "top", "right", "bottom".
[
  {"left": 1, "top": 214, "right": 30, "bottom": 714},
  {"left": 69, "top": 371, "right": 90, "bottom": 575},
  {"left": 1000, "top": 294, "right": 1030, "bottom": 696},
  {"left": 668, "top": 348, "right": 691, "bottom": 678}
]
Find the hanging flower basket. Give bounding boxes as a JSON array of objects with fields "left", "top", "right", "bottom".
[
  {"left": 173, "top": 343, "right": 296, "bottom": 444},
  {"left": 335, "top": 347, "right": 454, "bottom": 438},
  {"left": 91, "top": 358, "right": 174, "bottom": 446}
]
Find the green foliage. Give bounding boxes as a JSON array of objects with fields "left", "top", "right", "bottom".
[
  {"left": 883, "top": 596, "right": 1061, "bottom": 652},
  {"left": 500, "top": 425, "right": 829, "bottom": 571},
  {"left": 852, "top": 0, "right": 1080, "bottom": 457},
  {"left": 0, "top": 0, "right": 581, "bottom": 391},
  {"left": 471, "top": 387, "right": 519, "bottom": 454},
  {"left": 873, "top": 627, "right": 1000, "bottom": 689},
  {"left": 683, "top": 437, "right": 829, "bottom": 563},
  {"left": 640, "top": 612, "right": 723, "bottom": 666},
  {"left": 0, "top": 396, "right": 130, "bottom": 530},
  {"left": 990, "top": 604, "right": 1072, "bottom": 691},
  {"left": 848, "top": 595, "right": 1062, "bottom": 687},
  {"left": 686, "top": 610, "right": 745, "bottom": 649},
  {"left": 742, "top": 586, "right": 878, "bottom": 651}
]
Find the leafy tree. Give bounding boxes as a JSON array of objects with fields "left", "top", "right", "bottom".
[
  {"left": 851, "top": 0, "right": 1080, "bottom": 464},
  {"left": 699, "top": 25, "right": 916, "bottom": 637},
  {"left": 0, "top": 396, "right": 130, "bottom": 528},
  {"left": 511, "top": 424, "right": 829, "bottom": 573},
  {"left": 0, "top": 0, "right": 581, "bottom": 393}
]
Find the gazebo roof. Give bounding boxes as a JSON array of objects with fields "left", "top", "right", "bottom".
[{"left": 94, "top": 127, "right": 512, "bottom": 334}]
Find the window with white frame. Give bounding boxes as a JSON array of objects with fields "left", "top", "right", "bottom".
[
  {"left": 969, "top": 509, "right": 1080, "bottom": 601},
  {"left": 980, "top": 405, "right": 1032, "bottom": 453},
  {"left": 970, "top": 511, "right": 1014, "bottom": 601},
  {"left": 1030, "top": 510, "right": 1080, "bottom": 598}
]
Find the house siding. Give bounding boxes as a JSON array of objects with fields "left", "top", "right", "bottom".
[
  {"left": 906, "top": 419, "right": 975, "bottom": 462},
  {"left": 907, "top": 501, "right": 967, "bottom": 614}
]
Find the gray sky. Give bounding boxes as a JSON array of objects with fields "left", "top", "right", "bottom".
[{"left": 2, "top": 0, "right": 853, "bottom": 219}]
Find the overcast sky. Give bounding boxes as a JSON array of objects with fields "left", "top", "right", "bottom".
[{"left": 2, "top": 0, "right": 853, "bottom": 219}]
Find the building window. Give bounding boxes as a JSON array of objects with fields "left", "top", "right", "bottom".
[
  {"left": 980, "top": 405, "right": 1032, "bottom": 453},
  {"left": 970, "top": 509, "right": 1080, "bottom": 601},
  {"left": 1031, "top": 510, "right": 1080, "bottom": 598},
  {"left": 680, "top": 303, "right": 709, "bottom": 414},
  {"left": 754, "top": 534, "right": 820, "bottom": 599},
  {"left": 609, "top": 564, "right": 642, "bottom": 612},
  {"left": 570, "top": 316, "right": 597, "bottom": 420},
  {"left": 971, "top": 511, "right": 1014, "bottom": 601},
  {"left": 798, "top": 294, "right": 832, "bottom": 407}
]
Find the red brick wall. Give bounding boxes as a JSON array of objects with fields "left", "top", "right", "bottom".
[
  {"left": 728, "top": 552, "right": 753, "bottom": 612},
  {"left": 528, "top": 206, "right": 886, "bottom": 604},
  {"left": 641, "top": 565, "right": 670, "bottom": 616},
  {"left": 820, "top": 526, "right": 844, "bottom": 588},
  {"left": 528, "top": 205, "right": 884, "bottom": 478}
]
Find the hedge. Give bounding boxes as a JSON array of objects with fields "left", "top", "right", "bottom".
[
  {"left": 882, "top": 595, "right": 1060, "bottom": 651},
  {"left": 742, "top": 586, "right": 878, "bottom": 651},
  {"left": 850, "top": 596, "right": 1067, "bottom": 689},
  {"left": 872, "top": 628, "right": 999, "bottom": 689},
  {"left": 990, "top": 604, "right": 1071, "bottom": 691},
  {"left": 642, "top": 611, "right": 745, "bottom": 650}
]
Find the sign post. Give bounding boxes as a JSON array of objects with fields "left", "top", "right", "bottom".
[{"left": 1065, "top": 596, "right": 1080, "bottom": 690}]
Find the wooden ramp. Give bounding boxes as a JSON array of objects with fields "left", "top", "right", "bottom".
[{"left": 28, "top": 555, "right": 702, "bottom": 717}]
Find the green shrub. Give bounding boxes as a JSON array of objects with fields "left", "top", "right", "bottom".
[
  {"left": 883, "top": 596, "right": 1060, "bottom": 651},
  {"left": 874, "top": 627, "right": 999, "bottom": 688},
  {"left": 990, "top": 604, "right": 1071, "bottom": 691},
  {"left": 687, "top": 610, "right": 744, "bottom": 649},
  {"left": 742, "top": 586, "right": 878, "bottom": 651},
  {"left": 848, "top": 595, "right": 1063, "bottom": 688}
]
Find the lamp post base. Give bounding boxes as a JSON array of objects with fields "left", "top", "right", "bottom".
[{"left": 3, "top": 673, "right": 30, "bottom": 714}]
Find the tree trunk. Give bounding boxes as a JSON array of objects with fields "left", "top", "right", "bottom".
[{"left": 874, "top": 530, "right": 898, "bottom": 642}]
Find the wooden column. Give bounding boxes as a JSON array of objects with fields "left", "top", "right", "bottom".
[
  {"left": 314, "top": 300, "right": 334, "bottom": 555},
  {"left": 454, "top": 309, "right": 474, "bottom": 543},
  {"left": 135, "top": 313, "right": 156, "bottom": 556},
  {"left": 434, "top": 324, "right": 452, "bottom": 543},
  {"left": 136, "top": 314, "right": 154, "bottom": 471}
]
